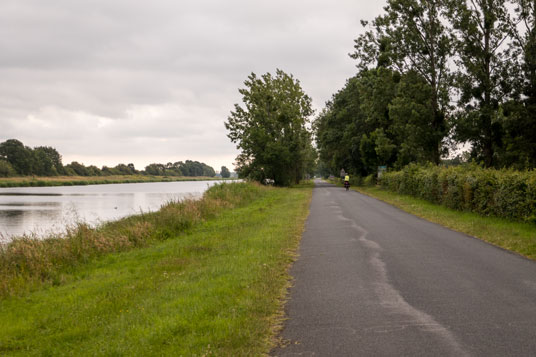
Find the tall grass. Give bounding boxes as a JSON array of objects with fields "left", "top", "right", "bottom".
[
  {"left": 0, "top": 182, "right": 312, "bottom": 356},
  {"left": 0, "top": 182, "right": 263, "bottom": 298}
]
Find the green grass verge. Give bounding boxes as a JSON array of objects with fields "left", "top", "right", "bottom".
[
  {"left": 0, "top": 183, "right": 312, "bottom": 356},
  {"left": 354, "top": 185, "right": 536, "bottom": 261},
  {"left": 1, "top": 183, "right": 262, "bottom": 297},
  {"left": 0, "top": 175, "right": 231, "bottom": 188}
]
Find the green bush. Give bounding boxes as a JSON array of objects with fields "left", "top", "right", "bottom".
[
  {"left": 349, "top": 176, "right": 363, "bottom": 186},
  {"left": 0, "top": 160, "right": 16, "bottom": 177},
  {"left": 379, "top": 164, "right": 536, "bottom": 222},
  {"left": 363, "top": 174, "right": 376, "bottom": 186}
]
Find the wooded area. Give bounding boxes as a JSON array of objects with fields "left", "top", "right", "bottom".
[
  {"left": 0, "top": 138, "right": 218, "bottom": 177},
  {"left": 316, "top": 0, "right": 536, "bottom": 177}
]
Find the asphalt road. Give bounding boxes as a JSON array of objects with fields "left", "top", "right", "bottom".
[{"left": 272, "top": 180, "right": 536, "bottom": 356}]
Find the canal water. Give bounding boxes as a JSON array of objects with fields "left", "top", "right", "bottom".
[{"left": 0, "top": 180, "right": 222, "bottom": 242}]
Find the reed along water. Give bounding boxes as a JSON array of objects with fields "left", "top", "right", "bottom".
[{"left": 0, "top": 180, "right": 222, "bottom": 242}]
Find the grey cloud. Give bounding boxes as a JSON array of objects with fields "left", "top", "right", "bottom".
[{"left": 0, "top": 0, "right": 386, "bottom": 169}]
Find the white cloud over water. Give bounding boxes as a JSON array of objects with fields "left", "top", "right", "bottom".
[{"left": 0, "top": 0, "right": 386, "bottom": 171}]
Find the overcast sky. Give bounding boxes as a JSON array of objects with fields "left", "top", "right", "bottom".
[{"left": 0, "top": 1, "right": 386, "bottom": 172}]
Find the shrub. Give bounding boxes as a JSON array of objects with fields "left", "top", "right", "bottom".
[
  {"left": 363, "top": 174, "right": 376, "bottom": 186},
  {"left": 0, "top": 160, "right": 16, "bottom": 177},
  {"left": 379, "top": 164, "right": 536, "bottom": 222},
  {"left": 349, "top": 176, "right": 363, "bottom": 186}
]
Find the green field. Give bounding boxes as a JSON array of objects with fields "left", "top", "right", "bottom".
[
  {"left": 0, "top": 175, "right": 229, "bottom": 188},
  {"left": 354, "top": 185, "right": 536, "bottom": 261},
  {"left": 0, "top": 182, "right": 312, "bottom": 355}
]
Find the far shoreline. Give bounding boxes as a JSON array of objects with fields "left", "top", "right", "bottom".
[{"left": 0, "top": 175, "right": 237, "bottom": 188}]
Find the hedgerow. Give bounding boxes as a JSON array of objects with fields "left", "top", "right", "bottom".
[{"left": 379, "top": 163, "right": 536, "bottom": 223}]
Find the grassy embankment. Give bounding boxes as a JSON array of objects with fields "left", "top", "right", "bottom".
[
  {"left": 352, "top": 184, "right": 536, "bottom": 260},
  {"left": 0, "top": 175, "right": 229, "bottom": 188},
  {"left": 0, "top": 182, "right": 312, "bottom": 355}
]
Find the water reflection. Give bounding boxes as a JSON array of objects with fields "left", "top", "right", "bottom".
[
  {"left": 0, "top": 193, "right": 63, "bottom": 196},
  {"left": 0, "top": 180, "right": 220, "bottom": 241},
  {"left": 1, "top": 201, "right": 61, "bottom": 207}
]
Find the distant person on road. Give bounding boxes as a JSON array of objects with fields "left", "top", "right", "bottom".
[{"left": 344, "top": 175, "right": 350, "bottom": 191}]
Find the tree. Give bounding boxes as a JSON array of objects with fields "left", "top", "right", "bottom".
[
  {"left": 0, "top": 139, "right": 34, "bottom": 175},
  {"left": 142, "top": 161, "right": 215, "bottom": 177},
  {"left": 225, "top": 69, "right": 314, "bottom": 186},
  {"left": 389, "top": 70, "right": 441, "bottom": 167},
  {"left": 32, "top": 149, "right": 56, "bottom": 176},
  {"left": 86, "top": 165, "right": 102, "bottom": 176},
  {"left": 201, "top": 163, "right": 216, "bottom": 177},
  {"left": 220, "top": 166, "right": 231, "bottom": 178},
  {"left": 315, "top": 67, "right": 451, "bottom": 176},
  {"left": 314, "top": 78, "right": 363, "bottom": 176},
  {"left": 301, "top": 134, "right": 318, "bottom": 179},
  {"left": 0, "top": 160, "right": 16, "bottom": 177},
  {"left": 113, "top": 163, "right": 136, "bottom": 175},
  {"left": 314, "top": 69, "right": 400, "bottom": 177},
  {"left": 144, "top": 163, "right": 166, "bottom": 176},
  {"left": 177, "top": 160, "right": 215, "bottom": 177},
  {"left": 315, "top": 0, "right": 533, "bottom": 172},
  {"left": 498, "top": 0, "right": 536, "bottom": 168},
  {"left": 314, "top": 160, "right": 331, "bottom": 178},
  {"left": 65, "top": 161, "right": 89, "bottom": 176},
  {"left": 34, "top": 146, "right": 64, "bottom": 175},
  {"left": 352, "top": 0, "right": 454, "bottom": 163},
  {"left": 448, "top": 0, "right": 513, "bottom": 167}
]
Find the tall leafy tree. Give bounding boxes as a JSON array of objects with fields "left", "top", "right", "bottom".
[
  {"left": 0, "top": 160, "right": 16, "bottom": 177},
  {"left": 220, "top": 166, "right": 231, "bottom": 178},
  {"left": 448, "top": 0, "right": 513, "bottom": 167},
  {"left": 314, "top": 75, "right": 366, "bottom": 176},
  {"left": 499, "top": 0, "right": 536, "bottom": 168},
  {"left": 34, "top": 146, "right": 63, "bottom": 175},
  {"left": 315, "top": 68, "right": 452, "bottom": 176},
  {"left": 144, "top": 163, "right": 166, "bottom": 176},
  {"left": 317, "top": 0, "right": 533, "bottom": 172},
  {"left": 389, "top": 70, "right": 439, "bottom": 166},
  {"left": 225, "top": 69, "right": 314, "bottom": 186},
  {"left": 86, "top": 165, "right": 102, "bottom": 176},
  {"left": 65, "top": 161, "right": 90, "bottom": 176},
  {"left": 315, "top": 69, "right": 402, "bottom": 176},
  {"left": 143, "top": 161, "right": 214, "bottom": 177},
  {"left": 178, "top": 160, "right": 215, "bottom": 177},
  {"left": 508, "top": 0, "right": 536, "bottom": 98},
  {"left": 301, "top": 133, "right": 318, "bottom": 179},
  {"left": 357, "top": 68, "right": 399, "bottom": 170},
  {"left": 0, "top": 139, "right": 34, "bottom": 175},
  {"left": 32, "top": 149, "right": 56, "bottom": 176},
  {"left": 113, "top": 163, "right": 137, "bottom": 175},
  {"left": 352, "top": 0, "right": 454, "bottom": 163}
]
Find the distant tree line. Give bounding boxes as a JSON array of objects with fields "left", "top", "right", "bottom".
[
  {"left": 144, "top": 161, "right": 216, "bottom": 177},
  {"left": 0, "top": 139, "right": 216, "bottom": 178},
  {"left": 316, "top": 0, "right": 536, "bottom": 177}
]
